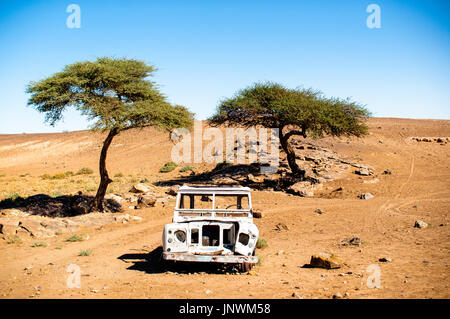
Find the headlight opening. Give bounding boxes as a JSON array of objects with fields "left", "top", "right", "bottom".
[{"left": 174, "top": 230, "right": 186, "bottom": 243}]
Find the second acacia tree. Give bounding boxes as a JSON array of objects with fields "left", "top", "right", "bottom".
[{"left": 209, "top": 82, "right": 370, "bottom": 178}]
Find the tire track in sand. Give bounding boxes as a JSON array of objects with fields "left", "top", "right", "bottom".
[{"left": 362, "top": 154, "right": 415, "bottom": 237}]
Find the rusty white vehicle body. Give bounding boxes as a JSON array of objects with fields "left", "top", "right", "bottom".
[{"left": 162, "top": 186, "right": 259, "bottom": 271}]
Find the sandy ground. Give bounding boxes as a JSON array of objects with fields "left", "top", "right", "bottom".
[{"left": 0, "top": 118, "right": 449, "bottom": 299}]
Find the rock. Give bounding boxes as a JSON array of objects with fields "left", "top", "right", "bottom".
[
  {"left": 0, "top": 219, "right": 20, "bottom": 236},
  {"left": 18, "top": 226, "right": 53, "bottom": 238},
  {"left": 414, "top": 220, "right": 428, "bottom": 229},
  {"left": 314, "top": 209, "right": 324, "bottom": 215},
  {"left": 287, "top": 181, "right": 311, "bottom": 196},
  {"left": 3, "top": 210, "right": 131, "bottom": 239},
  {"left": 358, "top": 193, "right": 374, "bottom": 200},
  {"left": 252, "top": 209, "right": 263, "bottom": 218},
  {"left": 309, "top": 252, "right": 342, "bottom": 269},
  {"left": 0, "top": 209, "right": 29, "bottom": 217},
  {"left": 274, "top": 223, "right": 289, "bottom": 231},
  {"left": 131, "top": 216, "right": 143, "bottom": 222},
  {"left": 70, "top": 213, "right": 115, "bottom": 228},
  {"left": 332, "top": 292, "right": 343, "bottom": 299},
  {"left": 61, "top": 219, "right": 80, "bottom": 232},
  {"left": 124, "top": 194, "right": 138, "bottom": 203},
  {"left": 378, "top": 257, "right": 392, "bottom": 262},
  {"left": 363, "top": 178, "right": 379, "bottom": 184},
  {"left": 350, "top": 162, "right": 371, "bottom": 169},
  {"left": 105, "top": 194, "right": 124, "bottom": 203},
  {"left": 17, "top": 219, "right": 43, "bottom": 237},
  {"left": 114, "top": 214, "right": 130, "bottom": 223},
  {"left": 382, "top": 169, "right": 392, "bottom": 175},
  {"left": 292, "top": 292, "right": 303, "bottom": 299},
  {"left": 39, "top": 219, "right": 68, "bottom": 233},
  {"left": 212, "top": 176, "right": 238, "bottom": 185},
  {"left": 340, "top": 237, "right": 361, "bottom": 247},
  {"left": 166, "top": 185, "right": 180, "bottom": 196},
  {"left": 129, "top": 183, "right": 151, "bottom": 194},
  {"left": 355, "top": 167, "right": 372, "bottom": 176},
  {"left": 136, "top": 194, "right": 157, "bottom": 208},
  {"left": 287, "top": 181, "right": 321, "bottom": 197}
]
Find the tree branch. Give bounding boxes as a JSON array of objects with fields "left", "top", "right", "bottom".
[{"left": 284, "top": 129, "right": 304, "bottom": 140}]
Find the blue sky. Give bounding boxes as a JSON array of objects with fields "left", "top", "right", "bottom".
[{"left": 0, "top": 0, "right": 449, "bottom": 133}]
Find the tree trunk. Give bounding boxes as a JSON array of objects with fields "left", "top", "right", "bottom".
[
  {"left": 279, "top": 129, "right": 305, "bottom": 179},
  {"left": 89, "top": 128, "right": 119, "bottom": 212}
]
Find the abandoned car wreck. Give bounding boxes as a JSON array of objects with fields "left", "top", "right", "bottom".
[{"left": 162, "top": 186, "right": 259, "bottom": 272}]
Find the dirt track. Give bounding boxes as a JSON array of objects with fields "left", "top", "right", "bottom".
[{"left": 0, "top": 118, "right": 449, "bottom": 299}]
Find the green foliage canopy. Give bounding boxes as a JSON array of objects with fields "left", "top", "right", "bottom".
[
  {"left": 27, "top": 57, "right": 194, "bottom": 132},
  {"left": 209, "top": 82, "right": 370, "bottom": 138}
]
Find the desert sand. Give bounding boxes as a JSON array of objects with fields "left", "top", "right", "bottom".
[{"left": 0, "top": 118, "right": 449, "bottom": 299}]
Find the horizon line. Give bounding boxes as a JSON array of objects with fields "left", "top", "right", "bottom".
[{"left": 1, "top": 116, "right": 449, "bottom": 136}]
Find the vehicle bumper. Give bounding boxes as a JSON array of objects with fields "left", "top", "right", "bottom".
[{"left": 163, "top": 252, "right": 258, "bottom": 264}]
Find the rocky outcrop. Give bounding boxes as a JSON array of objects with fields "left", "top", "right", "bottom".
[
  {"left": 0, "top": 219, "right": 20, "bottom": 236},
  {"left": 287, "top": 181, "right": 323, "bottom": 197},
  {"left": 0, "top": 211, "right": 143, "bottom": 239},
  {"left": 411, "top": 137, "right": 449, "bottom": 144},
  {"left": 178, "top": 139, "right": 375, "bottom": 198}
]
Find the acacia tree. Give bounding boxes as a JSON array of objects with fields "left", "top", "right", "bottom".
[
  {"left": 27, "top": 57, "right": 194, "bottom": 212},
  {"left": 209, "top": 82, "right": 370, "bottom": 178}
]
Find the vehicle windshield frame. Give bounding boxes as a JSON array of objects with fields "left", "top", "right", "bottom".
[{"left": 176, "top": 192, "right": 251, "bottom": 211}]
